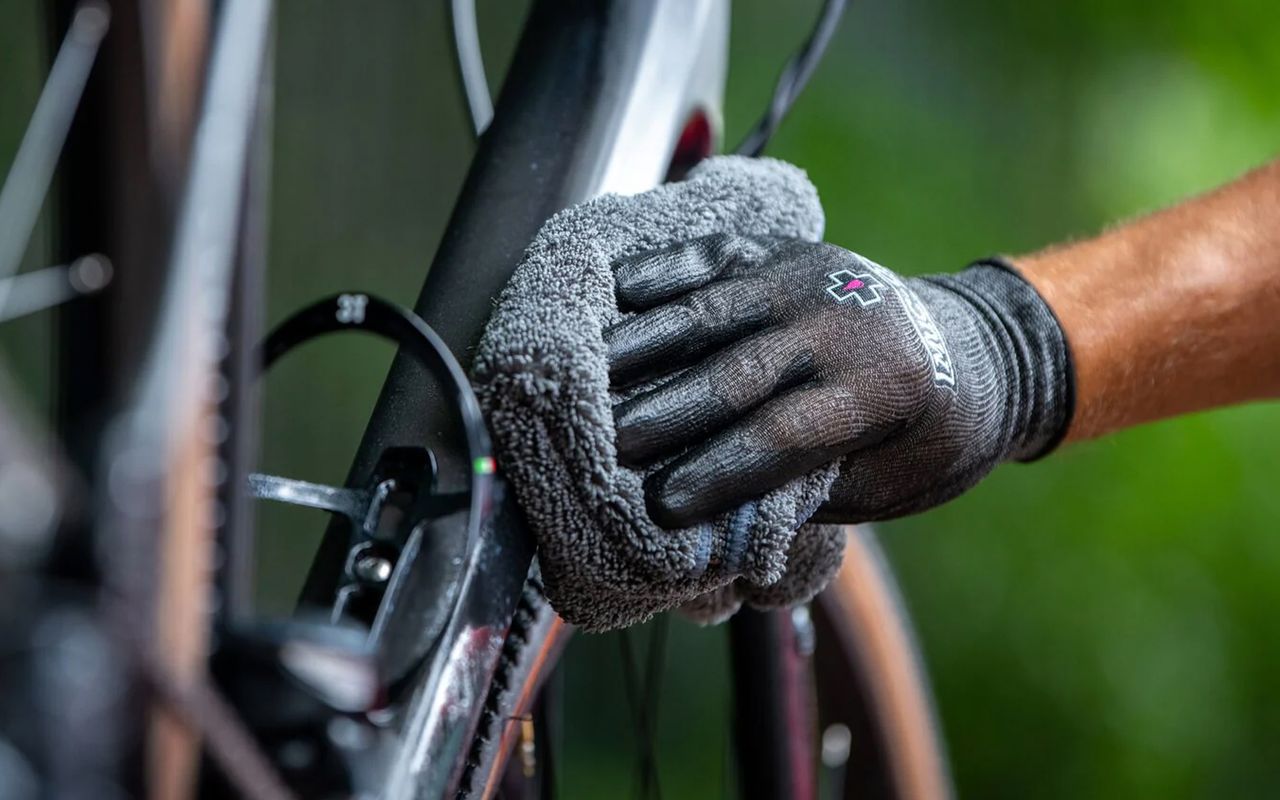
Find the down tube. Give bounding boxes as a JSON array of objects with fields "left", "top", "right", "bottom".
[{"left": 303, "top": 1, "right": 731, "bottom": 797}]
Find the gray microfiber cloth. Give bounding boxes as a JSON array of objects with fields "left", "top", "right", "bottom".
[{"left": 472, "top": 156, "right": 847, "bottom": 632}]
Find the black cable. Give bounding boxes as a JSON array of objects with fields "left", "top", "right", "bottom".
[
  {"left": 640, "top": 615, "right": 669, "bottom": 800},
  {"left": 619, "top": 626, "right": 665, "bottom": 800},
  {"left": 734, "top": 0, "right": 848, "bottom": 157}
]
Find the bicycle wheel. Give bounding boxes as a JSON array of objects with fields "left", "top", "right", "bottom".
[
  {"left": 455, "top": 526, "right": 952, "bottom": 800},
  {"left": 1, "top": 1, "right": 279, "bottom": 797}
]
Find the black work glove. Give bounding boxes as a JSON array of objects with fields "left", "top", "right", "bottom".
[{"left": 605, "top": 234, "right": 1074, "bottom": 528}]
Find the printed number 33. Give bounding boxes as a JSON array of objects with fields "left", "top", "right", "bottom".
[{"left": 336, "top": 293, "right": 368, "bottom": 324}]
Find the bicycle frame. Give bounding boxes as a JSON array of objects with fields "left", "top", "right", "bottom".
[
  {"left": 288, "top": 1, "right": 729, "bottom": 795},
  {"left": 27, "top": 3, "right": 937, "bottom": 798}
]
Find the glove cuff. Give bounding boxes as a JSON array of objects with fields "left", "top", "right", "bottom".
[{"left": 950, "top": 257, "right": 1076, "bottom": 461}]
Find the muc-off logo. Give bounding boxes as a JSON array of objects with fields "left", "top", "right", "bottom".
[
  {"left": 826, "top": 269, "right": 885, "bottom": 308},
  {"left": 863, "top": 264, "right": 957, "bottom": 389}
]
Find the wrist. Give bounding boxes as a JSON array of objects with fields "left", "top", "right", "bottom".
[{"left": 929, "top": 258, "right": 1076, "bottom": 461}]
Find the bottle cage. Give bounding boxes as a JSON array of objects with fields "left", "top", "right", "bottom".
[{"left": 250, "top": 293, "right": 494, "bottom": 658}]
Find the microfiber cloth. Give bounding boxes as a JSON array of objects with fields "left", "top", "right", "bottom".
[{"left": 472, "top": 156, "right": 847, "bottom": 632}]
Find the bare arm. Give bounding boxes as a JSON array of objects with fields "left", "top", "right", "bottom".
[{"left": 1016, "top": 158, "right": 1280, "bottom": 440}]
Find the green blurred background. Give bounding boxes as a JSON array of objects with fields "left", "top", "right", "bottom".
[{"left": 5, "top": 0, "right": 1280, "bottom": 796}]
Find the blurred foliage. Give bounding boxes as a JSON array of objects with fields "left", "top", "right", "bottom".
[{"left": 3, "top": 0, "right": 1280, "bottom": 797}]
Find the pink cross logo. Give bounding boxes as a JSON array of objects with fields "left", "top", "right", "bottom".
[{"left": 825, "top": 269, "right": 884, "bottom": 307}]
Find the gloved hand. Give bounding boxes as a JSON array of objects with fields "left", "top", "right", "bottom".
[{"left": 606, "top": 234, "right": 1074, "bottom": 527}]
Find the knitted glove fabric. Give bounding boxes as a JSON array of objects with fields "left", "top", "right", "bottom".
[{"left": 607, "top": 237, "right": 1074, "bottom": 526}]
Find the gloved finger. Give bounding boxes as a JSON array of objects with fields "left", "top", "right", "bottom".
[
  {"left": 643, "top": 386, "right": 897, "bottom": 528},
  {"left": 613, "top": 233, "right": 771, "bottom": 311},
  {"left": 613, "top": 326, "right": 810, "bottom": 466},
  {"left": 605, "top": 277, "right": 773, "bottom": 385}
]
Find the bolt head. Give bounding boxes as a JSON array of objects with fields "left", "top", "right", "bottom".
[{"left": 354, "top": 554, "right": 393, "bottom": 584}]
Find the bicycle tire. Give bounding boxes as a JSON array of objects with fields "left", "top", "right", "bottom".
[{"left": 813, "top": 527, "right": 953, "bottom": 800}]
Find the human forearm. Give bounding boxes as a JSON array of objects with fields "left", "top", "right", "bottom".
[{"left": 1016, "top": 158, "right": 1280, "bottom": 440}]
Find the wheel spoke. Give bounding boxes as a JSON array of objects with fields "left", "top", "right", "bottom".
[
  {"left": 640, "top": 615, "right": 668, "bottom": 771},
  {"left": 0, "top": 2, "right": 108, "bottom": 310},
  {"left": 618, "top": 621, "right": 666, "bottom": 800}
]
